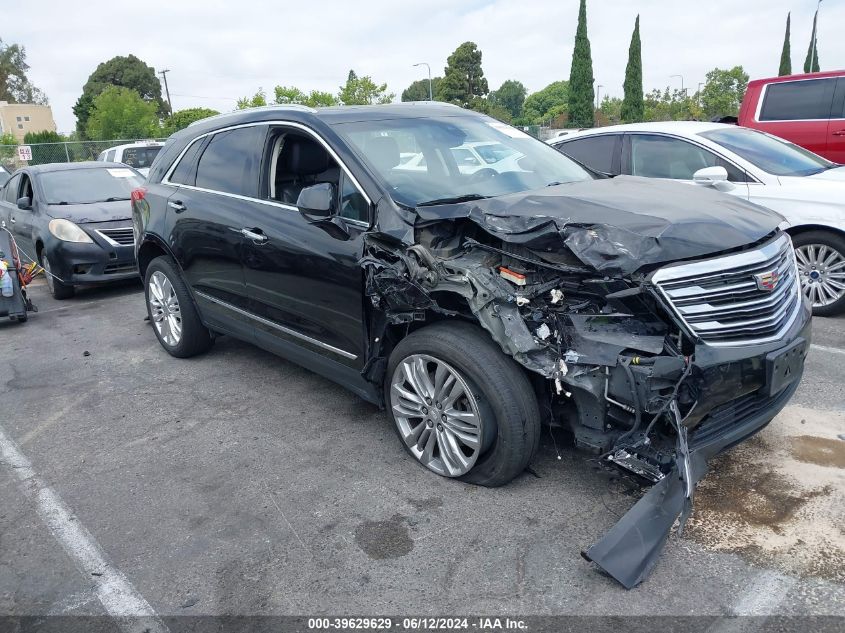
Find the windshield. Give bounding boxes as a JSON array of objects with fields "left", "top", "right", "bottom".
[
  {"left": 121, "top": 146, "right": 162, "bottom": 169},
  {"left": 40, "top": 167, "right": 145, "bottom": 204},
  {"left": 333, "top": 115, "right": 592, "bottom": 207},
  {"left": 699, "top": 127, "right": 834, "bottom": 177}
]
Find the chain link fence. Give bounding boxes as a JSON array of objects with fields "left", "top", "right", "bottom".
[{"left": 0, "top": 139, "right": 168, "bottom": 171}]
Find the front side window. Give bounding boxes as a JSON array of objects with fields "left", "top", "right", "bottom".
[
  {"left": 338, "top": 173, "right": 368, "bottom": 223},
  {"left": 700, "top": 127, "right": 833, "bottom": 177},
  {"left": 4, "top": 174, "right": 21, "bottom": 202},
  {"left": 334, "top": 115, "right": 592, "bottom": 207},
  {"left": 195, "top": 126, "right": 266, "bottom": 197},
  {"left": 629, "top": 134, "right": 746, "bottom": 182},
  {"left": 759, "top": 78, "right": 835, "bottom": 121},
  {"left": 39, "top": 167, "right": 144, "bottom": 205},
  {"left": 558, "top": 135, "right": 619, "bottom": 174}
]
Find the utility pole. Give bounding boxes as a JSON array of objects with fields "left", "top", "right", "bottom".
[
  {"left": 159, "top": 69, "right": 173, "bottom": 120},
  {"left": 413, "top": 63, "right": 433, "bottom": 101},
  {"left": 596, "top": 84, "right": 603, "bottom": 110}
]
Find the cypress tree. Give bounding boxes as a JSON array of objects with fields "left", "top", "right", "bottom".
[
  {"left": 567, "top": 0, "right": 595, "bottom": 127},
  {"left": 803, "top": 10, "right": 820, "bottom": 73},
  {"left": 778, "top": 13, "right": 791, "bottom": 76},
  {"left": 621, "top": 15, "right": 643, "bottom": 122}
]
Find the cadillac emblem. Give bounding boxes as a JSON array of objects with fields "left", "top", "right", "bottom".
[{"left": 754, "top": 270, "right": 780, "bottom": 292}]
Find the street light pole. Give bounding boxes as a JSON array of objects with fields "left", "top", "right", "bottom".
[
  {"left": 810, "top": 0, "right": 823, "bottom": 73},
  {"left": 670, "top": 74, "right": 684, "bottom": 94},
  {"left": 159, "top": 69, "right": 173, "bottom": 120},
  {"left": 413, "top": 63, "right": 433, "bottom": 101},
  {"left": 596, "top": 84, "right": 603, "bottom": 110}
]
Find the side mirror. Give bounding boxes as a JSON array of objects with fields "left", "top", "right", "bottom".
[
  {"left": 693, "top": 166, "right": 733, "bottom": 192},
  {"left": 17, "top": 196, "right": 31, "bottom": 210},
  {"left": 296, "top": 183, "right": 334, "bottom": 217}
]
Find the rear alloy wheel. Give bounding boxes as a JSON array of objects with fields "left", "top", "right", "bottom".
[
  {"left": 42, "top": 254, "right": 75, "bottom": 300},
  {"left": 793, "top": 231, "right": 845, "bottom": 317}
]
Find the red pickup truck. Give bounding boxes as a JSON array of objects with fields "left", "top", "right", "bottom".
[{"left": 738, "top": 70, "right": 845, "bottom": 163}]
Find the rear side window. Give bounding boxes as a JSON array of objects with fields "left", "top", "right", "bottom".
[
  {"left": 759, "top": 78, "right": 835, "bottom": 121},
  {"left": 558, "top": 135, "right": 619, "bottom": 174},
  {"left": 195, "top": 126, "right": 265, "bottom": 197},
  {"left": 168, "top": 139, "right": 206, "bottom": 186},
  {"left": 4, "top": 174, "right": 20, "bottom": 202}
]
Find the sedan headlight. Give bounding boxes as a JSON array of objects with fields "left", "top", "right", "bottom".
[{"left": 48, "top": 219, "right": 93, "bottom": 243}]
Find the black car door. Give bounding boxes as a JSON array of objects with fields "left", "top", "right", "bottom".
[
  {"left": 240, "top": 125, "right": 370, "bottom": 372},
  {"left": 165, "top": 124, "right": 268, "bottom": 341},
  {"left": 0, "top": 173, "right": 21, "bottom": 234},
  {"left": 10, "top": 172, "right": 38, "bottom": 257}
]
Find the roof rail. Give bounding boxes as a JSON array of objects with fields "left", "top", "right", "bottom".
[{"left": 187, "top": 104, "right": 318, "bottom": 127}]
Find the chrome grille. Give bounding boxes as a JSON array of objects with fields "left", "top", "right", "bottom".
[
  {"left": 652, "top": 234, "right": 802, "bottom": 345},
  {"left": 96, "top": 227, "right": 135, "bottom": 246}
]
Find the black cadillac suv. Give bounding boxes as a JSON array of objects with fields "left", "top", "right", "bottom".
[{"left": 133, "top": 103, "right": 811, "bottom": 587}]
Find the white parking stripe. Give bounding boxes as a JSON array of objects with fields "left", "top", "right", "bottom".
[
  {"left": 707, "top": 569, "right": 796, "bottom": 632},
  {"left": 0, "top": 423, "right": 168, "bottom": 633},
  {"left": 811, "top": 344, "right": 845, "bottom": 356}
]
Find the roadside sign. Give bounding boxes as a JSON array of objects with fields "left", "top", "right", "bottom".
[{"left": 17, "top": 146, "right": 32, "bottom": 162}]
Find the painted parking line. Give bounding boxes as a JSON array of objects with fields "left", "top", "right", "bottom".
[
  {"left": 0, "top": 423, "right": 168, "bottom": 633},
  {"left": 707, "top": 569, "right": 796, "bottom": 632},
  {"left": 810, "top": 344, "right": 845, "bottom": 356}
]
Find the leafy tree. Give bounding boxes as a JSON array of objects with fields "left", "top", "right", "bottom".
[
  {"left": 74, "top": 55, "right": 164, "bottom": 134},
  {"left": 22, "top": 130, "right": 67, "bottom": 165},
  {"left": 437, "top": 42, "right": 489, "bottom": 106},
  {"left": 803, "top": 10, "right": 820, "bottom": 73},
  {"left": 520, "top": 81, "right": 569, "bottom": 125},
  {"left": 162, "top": 107, "right": 219, "bottom": 135},
  {"left": 643, "top": 88, "right": 702, "bottom": 122},
  {"left": 700, "top": 66, "right": 749, "bottom": 119},
  {"left": 598, "top": 96, "right": 623, "bottom": 125},
  {"left": 237, "top": 89, "right": 268, "bottom": 109},
  {"left": 338, "top": 70, "right": 393, "bottom": 105},
  {"left": 0, "top": 38, "right": 47, "bottom": 104},
  {"left": 621, "top": 15, "right": 643, "bottom": 123},
  {"left": 23, "top": 130, "right": 63, "bottom": 143},
  {"left": 401, "top": 77, "right": 442, "bottom": 102},
  {"left": 490, "top": 80, "right": 527, "bottom": 119},
  {"left": 779, "top": 13, "right": 792, "bottom": 76},
  {"left": 274, "top": 85, "right": 338, "bottom": 107},
  {"left": 567, "top": 0, "right": 595, "bottom": 128},
  {"left": 85, "top": 86, "right": 161, "bottom": 140}
]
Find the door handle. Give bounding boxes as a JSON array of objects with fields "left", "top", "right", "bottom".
[
  {"left": 9, "top": 217, "right": 15, "bottom": 224},
  {"left": 833, "top": 130, "right": 845, "bottom": 137},
  {"left": 168, "top": 200, "right": 187, "bottom": 212},
  {"left": 240, "top": 228, "right": 268, "bottom": 244}
]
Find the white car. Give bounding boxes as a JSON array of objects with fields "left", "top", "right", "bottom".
[
  {"left": 549, "top": 122, "right": 845, "bottom": 315},
  {"left": 96, "top": 141, "right": 164, "bottom": 177},
  {"left": 397, "top": 141, "right": 524, "bottom": 175}
]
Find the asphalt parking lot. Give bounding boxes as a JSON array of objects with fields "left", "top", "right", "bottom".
[{"left": 2, "top": 278, "right": 844, "bottom": 621}]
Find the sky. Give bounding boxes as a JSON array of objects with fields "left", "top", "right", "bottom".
[{"left": 6, "top": 0, "right": 843, "bottom": 134}]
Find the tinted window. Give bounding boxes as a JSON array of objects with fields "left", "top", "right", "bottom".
[
  {"left": 338, "top": 173, "right": 368, "bottom": 223},
  {"left": 39, "top": 167, "right": 144, "bottom": 204},
  {"left": 630, "top": 134, "right": 747, "bottom": 182},
  {"left": 122, "top": 146, "right": 161, "bottom": 168},
  {"left": 195, "top": 126, "right": 265, "bottom": 197},
  {"left": 759, "top": 79, "right": 835, "bottom": 121},
  {"left": 558, "top": 135, "right": 618, "bottom": 174},
  {"left": 168, "top": 138, "right": 207, "bottom": 186},
  {"left": 4, "top": 174, "right": 20, "bottom": 202}
]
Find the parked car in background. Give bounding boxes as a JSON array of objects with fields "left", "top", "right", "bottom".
[
  {"left": 0, "top": 165, "right": 9, "bottom": 187},
  {"left": 397, "top": 141, "right": 524, "bottom": 175},
  {"left": 549, "top": 122, "right": 845, "bottom": 315},
  {"left": 134, "top": 103, "right": 810, "bottom": 587},
  {"left": 737, "top": 70, "right": 845, "bottom": 163},
  {"left": 97, "top": 141, "right": 164, "bottom": 176},
  {"left": 0, "top": 162, "right": 144, "bottom": 299}
]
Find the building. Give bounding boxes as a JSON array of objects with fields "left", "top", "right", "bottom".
[{"left": 0, "top": 101, "right": 58, "bottom": 142}]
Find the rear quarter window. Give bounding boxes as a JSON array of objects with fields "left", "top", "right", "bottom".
[{"left": 759, "top": 78, "right": 835, "bottom": 121}]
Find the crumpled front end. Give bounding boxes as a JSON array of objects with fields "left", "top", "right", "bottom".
[{"left": 360, "top": 190, "right": 811, "bottom": 588}]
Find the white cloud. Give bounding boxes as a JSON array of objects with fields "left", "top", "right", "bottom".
[{"left": 6, "top": 0, "right": 842, "bottom": 133}]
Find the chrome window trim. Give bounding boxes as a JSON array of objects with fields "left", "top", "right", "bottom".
[
  {"left": 194, "top": 290, "right": 358, "bottom": 360},
  {"left": 755, "top": 77, "right": 840, "bottom": 123},
  {"left": 651, "top": 234, "right": 804, "bottom": 347},
  {"left": 161, "top": 119, "right": 372, "bottom": 217}
]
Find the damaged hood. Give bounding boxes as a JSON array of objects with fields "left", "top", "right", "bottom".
[{"left": 415, "top": 176, "right": 782, "bottom": 275}]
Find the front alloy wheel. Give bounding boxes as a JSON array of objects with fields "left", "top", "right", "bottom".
[
  {"left": 795, "top": 243, "right": 845, "bottom": 310},
  {"left": 148, "top": 270, "right": 182, "bottom": 346},
  {"left": 390, "top": 354, "right": 483, "bottom": 477}
]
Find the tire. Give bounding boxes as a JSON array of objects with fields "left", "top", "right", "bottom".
[
  {"left": 42, "top": 253, "right": 75, "bottom": 300},
  {"left": 792, "top": 230, "right": 845, "bottom": 317},
  {"left": 144, "top": 255, "right": 213, "bottom": 358},
  {"left": 385, "top": 321, "right": 541, "bottom": 487}
]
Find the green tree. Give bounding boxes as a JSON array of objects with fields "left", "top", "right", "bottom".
[
  {"left": 162, "top": 107, "right": 219, "bottom": 135},
  {"left": 803, "top": 9, "right": 820, "bottom": 73},
  {"left": 643, "top": 88, "right": 702, "bottom": 122},
  {"left": 490, "top": 80, "right": 527, "bottom": 119},
  {"left": 568, "top": 0, "right": 595, "bottom": 128},
  {"left": 699, "top": 66, "right": 749, "bottom": 119},
  {"left": 73, "top": 55, "right": 164, "bottom": 134},
  {"left": 779, "top": 13, "right": 792, "bottom": 76},
  {"left": 23, "top": 130, "right": 66, "bottom": 165},
  {"left": 520, "top": 81, "right": 569, "bottom": 125},
  {"left": 621, "top": 15, "right": 643, "bottom": 123},
  {"left": 274, "top": 85, "right": 338, "bottom": 107},
  {"left": 599, "top": 96, "right": 623, "bottom": 125},
  {"left": 338, "top": 70, "right": 394, "bottom": 105},
  {"left": 0, "top": 38, "right": 47, "bottom": 104},
  {"left": 237, "top": 89, "right": 268, "bottom": 109},
  {"left": 401, "top": 77, "right": 442, "bottom": 101},
  {"left": 85, "top": 86, "right": 161, "bottom": 140},
  {"left": 437, "top": 42, "right": 489, "bottom": 106}
]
